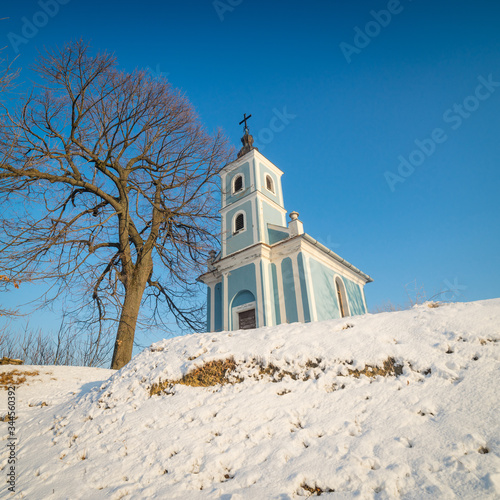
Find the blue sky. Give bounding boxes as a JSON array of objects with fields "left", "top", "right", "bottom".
[{"left": 1, "top": 0, "right": 499, "bottom": 343}]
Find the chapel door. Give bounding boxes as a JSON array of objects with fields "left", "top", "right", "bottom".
[{"left": 238, "top": 308, "right": 256, "bottom": 330}]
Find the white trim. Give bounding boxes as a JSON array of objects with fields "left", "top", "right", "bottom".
[
  {"left": 257, "top": 197, "right": 264, "bottom": 243},
  {"left": 261, "top": 259, "right": 273, "bottom": 326},
  {"left": 255, "top": 263, "right": 264, "bottom": 328},
  {"left": 232, "top": 173, "right": 245, "bottom": 194},
  {"left": 292, "top": 254, "right": 305, "bottom": 322},
  {"left": 253, "top": 149, "right": 284, "bottom": 176},
  {"left": 220, "top": 149, "right": 284, "bottom": 176},
  {"left": 219, "top": 189, "right": 286, "bottom": 216},
  {"left": 334, "top": 275, "right": 350, "bottom": 318},
  {"left": 305, "top": 255, "right": 318, "bottom": 322},
  {"left": 251, "top": 198, "right": 258, "bottom": 244},
  {"left": 267, "top": 223, "right": 289, "bottom": 234},
  {"left": 274, "top": 259, "right": 286, "bottom": 323},
  {"left": 251, "top": 157, "right": 256, "bottom": 191},
  {"left": 278, "top": 178, "right": 284, "bottom": 209},
  {"left": 223, "top": 272, "right": 229, "bottom": 331},
  {"left": 232, "top": 301, "right": 256, "bottom": 331},
  {"left": 208, "top": 283, "right": 215, "bottom": 332},
  {"left": 221, "top": 213, "right": 227, "bottom": 258},
  {"left": 232, "top": 210, "right": 247, "bottom": 235}
]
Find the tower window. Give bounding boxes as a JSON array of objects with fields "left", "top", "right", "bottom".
[
  {"left": 233, "top": 174, "right": 243, "bottom": 193},
  {"left": 234, "top": 212, "right": 245, "bottom": 233},
  {"left": 265, "top": 174, "right": 275, "bottom": 193}
]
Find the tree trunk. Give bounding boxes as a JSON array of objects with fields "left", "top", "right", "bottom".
[{"left": 111, "top": 264, "right": 151, "bottom": 370}]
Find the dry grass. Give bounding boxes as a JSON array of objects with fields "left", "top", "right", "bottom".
[
  {"left": 0, "top": 357, "right": 23, "bottom": 365},
  {"left": 300, "top": 483, "right": 334, "bottom": 496},
  {"left": 259, "top": 363, "right": 301, "bottom": 381},
  {"left": 150, "top": 358, "right": 239, "bottom": 396},
  {"left": 0, "top": 369, "right": 40, "bottom": 389},
  {"left": 149, "top": 356, "right": 405, "bottom": 397},
  {"left": 427, "top": 302, "right": 440, "bottom": 308},
  {"left": 344, "top": 357, "right": 403, "bottom": 379}
]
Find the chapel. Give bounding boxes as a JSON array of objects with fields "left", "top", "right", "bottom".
[{"left": 198, "top": 117, "right": 372, "bottom": 332}]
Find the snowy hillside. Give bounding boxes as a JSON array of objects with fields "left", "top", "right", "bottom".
[{"left": 1, "top": 299, "right": 500, "bottom": 499}]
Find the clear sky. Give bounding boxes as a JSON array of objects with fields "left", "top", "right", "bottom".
[{"left": 1, "top": 0, "right": 499, "bottom": 343}]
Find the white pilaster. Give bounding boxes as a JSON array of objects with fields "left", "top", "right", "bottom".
[
  {"left": 255, "top": 262, "right": 264, "bottom": 328},
  {"left": 292, "top": 254, "right": 305, "bottom": 323},
  {"left": 305, "top": 255, "right": 318, "bottom": 322},
  {"left": 275, "top": 259, "right": 286, "bottom": 323},
  {"left": 261, "top": 260, "right": 273, "bottom": 326},
  {"left": 222, "top": 272, "right": 229, "bottom": 331},
  {"left": 208, "top": 284, "right": 215, "bottom": 332}
]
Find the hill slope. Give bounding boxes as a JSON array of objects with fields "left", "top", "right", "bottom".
[{"left": 1, "top": 299, "right": 500, "bottom": 499}]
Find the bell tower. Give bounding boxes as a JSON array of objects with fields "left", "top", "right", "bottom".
[{"left": 220, "top": 115, "right": 287, "bottom": 258}]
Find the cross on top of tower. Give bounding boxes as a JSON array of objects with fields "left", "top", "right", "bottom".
[{"left": 239, "top": 113, "right": 252, "bottom": 133}]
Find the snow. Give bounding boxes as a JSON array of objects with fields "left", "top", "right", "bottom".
[{"left": 1, "top": 299, "right": 500, "bottom": 499}]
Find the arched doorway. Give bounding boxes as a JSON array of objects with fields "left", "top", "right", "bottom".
[
  {"left": 231, "top": 290, "right": 256, "bottom": 330},
  {"left": 335, "top": 277, "right": 349, "bottom": 318}
]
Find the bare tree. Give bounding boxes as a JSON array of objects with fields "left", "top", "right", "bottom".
[{"left": 0, "top": 41, "right": 232, "bottom": 369}]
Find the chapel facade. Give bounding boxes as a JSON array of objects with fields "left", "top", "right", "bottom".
[{"left": 198, "top": 122, "right": 372, "bottom": 332}]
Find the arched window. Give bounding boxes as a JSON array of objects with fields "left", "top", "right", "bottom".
[
  {"left": 265, "top": 174, "right": 275, "bottom": 193},
  {"left": 234, "top": 212, "right": 245, "bottom": 233},
  {"left": 233, "top": 174, "right": 243, "bottom": 193},
  {"left": 335, "top": 277, "right": 349, "bottom": 318}
]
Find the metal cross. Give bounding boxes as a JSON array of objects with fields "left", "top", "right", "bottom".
[{"left": 239, "top": 113, "right": 252, "bottom": 131}]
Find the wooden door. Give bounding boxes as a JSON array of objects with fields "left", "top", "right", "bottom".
[{"left": 238, "top": 309, "right": 256, "bottom": 330}]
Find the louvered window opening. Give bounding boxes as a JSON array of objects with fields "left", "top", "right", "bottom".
[
  {"left": 235, "top": 213, "right": 244, "bottom": 232},
  {"left": 266, "top": 175, "right": 274, "bottom": 193},
  {"left": 234, "top": 175, "right": 243, "bottom": 193}
]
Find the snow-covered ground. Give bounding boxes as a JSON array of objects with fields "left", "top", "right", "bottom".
[{"left": 1, "top": 299, "right": 500, "bottom": 499}]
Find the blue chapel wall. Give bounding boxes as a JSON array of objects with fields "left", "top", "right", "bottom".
[
  {"left": 223, "top": 162, "right": 252, "bottom": 207},
  {"left": 308, "top": 257, "right": 340, "bottom": 321},
  {"left": 270, "top": 263, "right": 281, "bottom": 325},
  {"left": 214, "top": 282, "right": 223, "bottom": 332},
  {"left": 227, "top": 263, "right": 257, "bottom": 329},
  {"left": 308, "top": 256, "right": 367, "bottom": 320},
  {"left": 225, "top": 200, "right": 254, "bottom": 255},
  {"left": 344, "top": 279, "right": 366, "bottom": 315},
  {"left": 281, "top": 257, "right": 298, "bottom": 323},
  {"left": 297, "top": 253, "right": 311, "bottom": 323},
  {"left": 258, "top": 162, "right": 281, "bottom": 206},
  {"left": 206, "top": 288, "right": 211, "bottom": 332}
]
